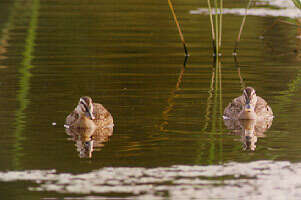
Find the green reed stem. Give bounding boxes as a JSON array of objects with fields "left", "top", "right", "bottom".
[
  {"left": 219, "top": 0, "right": 223, "bottom": 48},
  {"left": 207, "top": 0, "right": 216, "bottom": 55},
  {"left": 208, "top": 0, "right": 223, "bottom": 57},
  {"left": 214, "top": 0, "right": 219, "bottom": 56}
]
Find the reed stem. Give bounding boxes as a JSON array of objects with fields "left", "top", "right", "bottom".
[
  {"left": 167, "top": 0, "right": 189, "bottom": 56},
  {"left": 207, "top": 0, "right": 216, "bottom": 55},
  {"left": 219, "top": 0, "right": 223, "bottom": 48},
  {"left": 214, "top": 0, "right": 219, "bottom": 56},
  {"left": 208, "top": 0, "right": 223, "bottom": 57}
]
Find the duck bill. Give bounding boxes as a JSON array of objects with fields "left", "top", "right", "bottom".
[{"left": 244, "top": 103, "right": 252, "bottom": 112}]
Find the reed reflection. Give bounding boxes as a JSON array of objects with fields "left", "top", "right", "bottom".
[
  {"left": 196, "top": 58, "right": 224, "bottom": 164},
  {"left": 160, "top": 56, "right": 188, "bottom": 132},
  {"left": 65, "top": 126, "right": 113, "bottom": 158}
]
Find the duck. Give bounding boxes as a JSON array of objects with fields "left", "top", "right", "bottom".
[
  {"left": 65, "top": 96, "right": 114, "bottom": 129},
  {"left": 223, "top": 87, "right": 273, "bottom": 120}
]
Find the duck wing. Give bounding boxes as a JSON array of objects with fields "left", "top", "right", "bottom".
[
  {"left": 92, "top": 103, "right": 114, "bottom": 128},
  {"left": 223, "top": 96, "right": 244, "bottom": 120},
  {"left": 255, "top": 96, "right": 273, "bottom": 119},
  {"left": 65, "top": 111, "right": 79, "bottom": 126}
]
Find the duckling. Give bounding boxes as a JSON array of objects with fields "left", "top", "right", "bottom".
[
  {"left": 65, "top": 96, "right": 114, "bottom": 129},
  {"left": 223, "top": 87, "right": 273, "bottom": 120}
]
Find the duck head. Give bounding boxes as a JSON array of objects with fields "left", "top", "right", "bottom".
[
  {"left": 75, "top": 96, "right": 95, "bottom": 120},
  {"left": 239, "top": 87, "right": 257, "bottom": 120}
]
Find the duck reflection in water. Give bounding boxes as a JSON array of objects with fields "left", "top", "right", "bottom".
[
  {"left": 65, "top": 126, "right": 113, "bottom": 158},
  {"left": 65, "top": 96, "right": 114, "bottom": 158},
  {"left": 224, "top": 119, "right": 272, "bottom": 151},
  {"left": 223, "top": 87, "right": 273, "bottom": 150}
]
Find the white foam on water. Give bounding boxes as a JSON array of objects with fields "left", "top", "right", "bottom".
[
  {"left": 1, "top": 160, "right": 301, "bottom": 199},
  {"left": 190, "top": 0, "right": 301, "bottom": 18},
  {"left": 268, "top": 0, "right": 296, "bottom": 8},
  {"left": 190, "top": 8, "right": 301, "bottom": 18}
]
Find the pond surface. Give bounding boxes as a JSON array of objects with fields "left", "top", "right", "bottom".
[{"left": 1, "top": 0, "right": 301, "bottom": 199}]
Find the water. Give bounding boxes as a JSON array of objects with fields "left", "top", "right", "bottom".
[
  {"left": 0, "top": 160, "right": 300, "bottom": 199},
  {"left": 1, "top": 0, "right": 301, "bottom": 199}
]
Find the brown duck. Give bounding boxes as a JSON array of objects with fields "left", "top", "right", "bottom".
[
  {"left": 65, "top": 96, "right": 114, "bottom": 129},
  {"left": 223, "top": 87, "right": 273, "bottom": 120}
]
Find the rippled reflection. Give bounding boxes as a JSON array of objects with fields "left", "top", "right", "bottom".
[
  {"left": 160, "top": 56, "right": 188, "bottom": 132},
  {"left": 65, "top": 127, "right": 113, "bottom": 158},
  {"left": 224, "top": 119, "right": 273, "bottom": 151},
  {"left": 6, "top": 0, "right": 40, "bottom": 169}
]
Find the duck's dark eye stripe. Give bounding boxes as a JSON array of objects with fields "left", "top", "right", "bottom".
[
  {"left": 244, "top": 95, "right": 250, "bottom": 103},
  {"left": 80, "top": 101, "right": 89, "bottom": 112}
]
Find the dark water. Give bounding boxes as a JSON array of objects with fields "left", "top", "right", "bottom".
[{"left": 1, "top": 0, "right": 301, "bottom": 199}]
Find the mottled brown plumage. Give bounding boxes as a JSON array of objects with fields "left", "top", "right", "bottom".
[
  {"left": 223, "top": 87, "right": 273, "bottom": 120},
  {"left": 66, "top": 96, "right": 114, "bottom": 129}
]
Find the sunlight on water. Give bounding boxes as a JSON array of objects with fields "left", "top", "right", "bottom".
[
  {"left": 190, "top": 0, "right": 301, "bottom": 18},
  {"left": 1, "top": 161, "right": 301, "bottom": 199}
]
